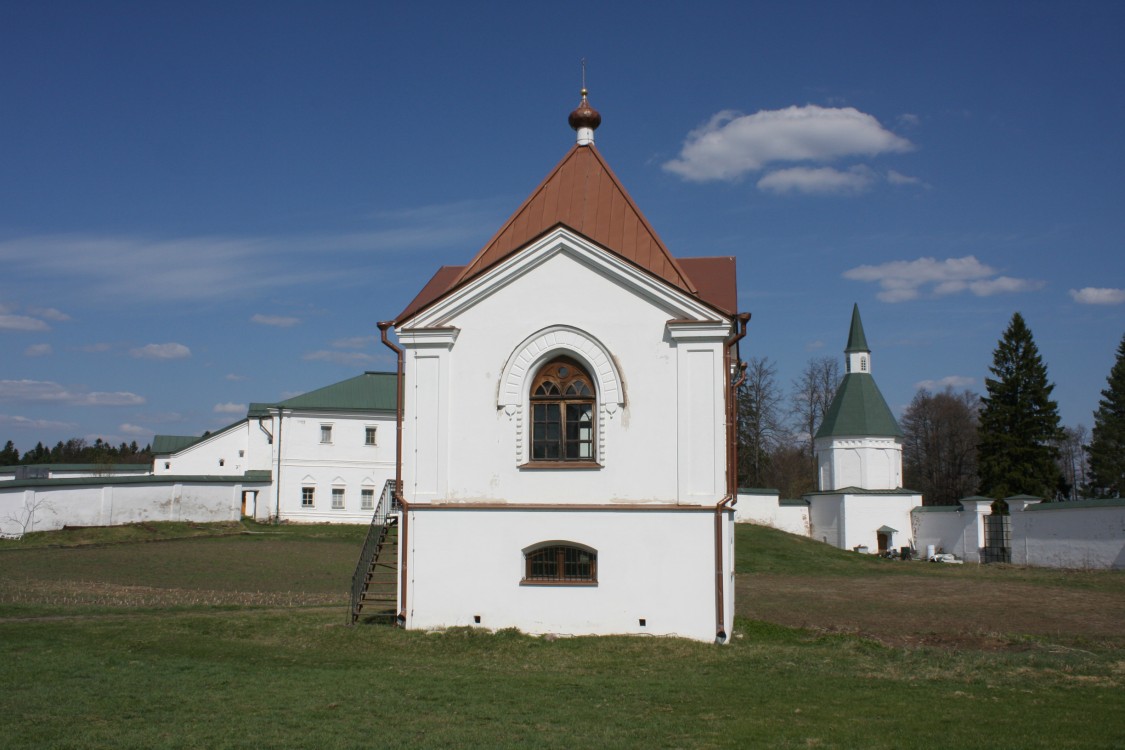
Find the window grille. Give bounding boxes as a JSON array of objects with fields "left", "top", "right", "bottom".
[{"left": 523, "top": 544, "right": 597, "bottom": 584}]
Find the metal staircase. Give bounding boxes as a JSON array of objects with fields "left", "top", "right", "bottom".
[{"left": 348, "top": 480, "right": 400, "bottom": 625}]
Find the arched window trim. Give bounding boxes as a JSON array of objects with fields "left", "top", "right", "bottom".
[{"left": 520, "top": 541, "right": 598, "bottom": 586}]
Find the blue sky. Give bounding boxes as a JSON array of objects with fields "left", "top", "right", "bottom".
[{"left": 1, "top": 1, "right": 1123, "bottom": 454}]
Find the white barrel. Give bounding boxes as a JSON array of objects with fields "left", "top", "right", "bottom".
[{"left": 926, "top": 544, "right": 936, "bottom": 559}]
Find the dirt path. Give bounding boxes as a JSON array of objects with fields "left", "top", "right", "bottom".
[{"left": 737, "top": 573, "right": 1125, "bottom": 649}]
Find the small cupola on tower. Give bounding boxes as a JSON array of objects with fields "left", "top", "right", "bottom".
[
  {"left": 569, "top": 88, "right": 601, "bottom": 146},
  {"left": 845, "top": 303, "right": 871, "bottom": 374}
]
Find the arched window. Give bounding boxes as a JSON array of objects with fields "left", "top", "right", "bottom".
[
  {"left": 530, "top": 356, "right": 595, "bottom": 461},
  {"left": 523, "top": 543, "right": 597, "bottom": 584}
]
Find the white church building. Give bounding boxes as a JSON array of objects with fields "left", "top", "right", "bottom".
[
  {"left": 805, "top": 305, "right": 922, "bottom": 553},
  {"left": 376, "top": 91, "right": 748, "bottom": 643}
]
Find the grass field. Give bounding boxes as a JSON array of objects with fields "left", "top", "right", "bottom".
[{"left": 2, "top": 521, "right": 1123, "bottom": 748}]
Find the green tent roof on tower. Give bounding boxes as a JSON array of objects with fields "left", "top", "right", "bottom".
[
  {"left": 844, "top": 303, "right": 869, "bottom": 353},
  {"left": 816, "top": 305, "right": 902, "bottom": 439}
]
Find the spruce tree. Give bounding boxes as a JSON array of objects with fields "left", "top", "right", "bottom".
[
  {"left": 977, "top": 312, "right": 1062, "bottom": 500},
  {"left": 1087, "top": 333, "right": 1125, "bottom": 497}
]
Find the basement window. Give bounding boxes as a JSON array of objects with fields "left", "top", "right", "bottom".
[{"left": 521, "top": 542, "right": 597, "bottom": 585}]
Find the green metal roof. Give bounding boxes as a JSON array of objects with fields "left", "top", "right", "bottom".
[
  {"left": 152, "top": 435, "right": 202, "bottom": 454},
  {"left": 1026, "top": 497, "right": 1125, "bottom": 511},
  {"left": 276, "top": 371, "right": 397, "bottom": 411},
  {"left": 815, "top": 373, "right": 903, "bottom": 439},
  {"left": 845, "top": 303, "right": 870, "bottom": 353}
]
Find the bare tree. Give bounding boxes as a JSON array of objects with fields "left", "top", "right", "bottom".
[
  {"left": 1054, "top": 424, "right": 1089, "bottom": 501},
  {"left": 736, "top": 357, "right": 786, "bottom": 488},
  {"left": 901, "top": 388, "right": 980, "bottom": 505},
  {"left": 790, "top": 355, "right": 841, "bottom": 455}
]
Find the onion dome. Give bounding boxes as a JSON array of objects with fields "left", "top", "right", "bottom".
[{"left": 569, "top": 88, "right": 601, "bottom": 145}]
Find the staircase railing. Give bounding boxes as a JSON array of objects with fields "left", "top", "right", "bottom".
[{"left": 348, "top": 479, "right": 398, "bottom": 624}]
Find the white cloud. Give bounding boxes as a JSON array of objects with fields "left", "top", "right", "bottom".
[
  {"left": 225, "top": 373, "right": 248, "bottom": 381},
  {"left": 0, "top": 315, "right": 50, "bottom": 332},
  {"left": 331, "top": 336, "right": 374, "bottom": 349},
  {"left": 0, "top": 379, "right": 145, "bottom": 406},
  {"left": 302, "top": 350, "right": 376, "bottom": 366},
  {"left": 843, "top": 256, "right": 1043, "bottom": 303},
  {"left": 1070, "top": 287, "right": 1125, "bottom": 305},
  {"left": 213, "top": 402, "right": 246, "bottom": 414},
  {"left": 28, "top": 307, "right": 70, "bottom": 321},
  {"left": 915, "top": 375, "right": 975, "bottom": 391},
  {"left": 887, "top": 170, "right": 924, "bottom": 186},
  {"left": 130, "top": 343, "right": 191, "bottom": 360},
  {"left": 897, "top": 113, "right": 921, "bottom": 128},
  {"left": 119, "top": 423, "right": 150, "bottom": 436},
  {"left": 251, "top": 314, "right": 300, "bottom": 327},
  {"left": 0, "top": 201, "right": 500, "bottom": 305},
  {"left": 0, "top": 413, "right": 78, "bottom": 430},
  {"left": 968, "top": 276, "right": 1045, "bottom": 297},
  {"left": 24, "top": 343, "right": 52, "bottom": 357},
  {"left": 663, "top": 105, "right": 913, "bottom": 182},
  {"left": 757, "top": 165, "right": 876, "bottom": 195}
]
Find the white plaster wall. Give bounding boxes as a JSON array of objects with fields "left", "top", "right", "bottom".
[
  {"left": 155, "top": 423, "right": 250, "bottom": 477},
  {"left": 815, "top": 436, "right": 903, "bottom": 491},
  {"left": 809, "top": 493, "right": 921, "bottom": 552},
  {"left": 808, "top": 495, "right": 844, "bottom": 548},
  {"left": 735, "top": 492, "right": 810, "bottom": 536},
  {"left": 1010, "top": 504, "right": 1125, "bottom": 570},
  {"left": 0, "top": 481, "right": 249, "bottom": 536},
  {"left": 911, "top": 508, "right": 979, "bottom": 561},
  {"left": 839, "top": 494, "right": 921, "bottom": 552},
  {"left": 402, "top": 249, "right": 729, "bottom": 507},
  {"left": 271, "top": 410, "right": 396, "bottom": 524},
  {"left": 403, "top": 507, "right": 733, "bottom": 642}
]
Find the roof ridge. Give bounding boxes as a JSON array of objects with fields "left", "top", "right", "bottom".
[{"left": 451, "top": 144, "right": 698, "bottom": 295}]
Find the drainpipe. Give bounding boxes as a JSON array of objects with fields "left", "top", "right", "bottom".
[
  {"left": 378, "top": 321, "right": 408, "bottom": 625},
  {"left": 715, "top": 312, "right": 751, "bottom": 642},
  {"left": 274, "top": 409, "right": 284, "bottom": 524}
]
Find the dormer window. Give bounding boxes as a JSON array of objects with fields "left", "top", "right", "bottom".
[
  {"left": 860, "top": 356, "right": 867, "bottom": 372},
  {"left": 530, "top": 357, "right": 595, "bottom": 462}
]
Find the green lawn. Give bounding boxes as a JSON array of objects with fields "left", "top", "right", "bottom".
[{"left": 1, "top": 521, "right": 1122, "bottom": 748}]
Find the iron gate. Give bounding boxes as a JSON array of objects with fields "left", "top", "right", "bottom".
[{"left": 982, "top": 513, "right": 1011, "bottom": 564}]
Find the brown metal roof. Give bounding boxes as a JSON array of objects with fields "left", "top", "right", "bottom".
[
  {"left": 679, "top": 257, "right": 738, "bottom": 317},
  {"left": 452, "top": 144, "right": 698, "bottom": 295},
  {"left": 393, "top": 144, "right": 739, "bottom": 324}
]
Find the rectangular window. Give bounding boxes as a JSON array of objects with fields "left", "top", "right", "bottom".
[
  {"left": 331, "top": 488, "right": 344, "bottom": 510},
  {"left": 320, "top": 424, "right": 333, "bottom": 444},
  {"left": 361, "top": 488, "right": 374, "bottom": 510},
  {"left": 301, "top": 487, "right": 315, "bottom": 508},
  {"left": 365, "top": 426, "right": 377, "bottom": 446}
]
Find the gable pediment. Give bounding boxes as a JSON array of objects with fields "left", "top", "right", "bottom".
[{"left": 400, "top": 227, "right": 725, "bottom": 329}]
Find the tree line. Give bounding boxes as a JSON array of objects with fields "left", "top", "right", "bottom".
[
  {"left": 737, "top": 313, "right": 1125, "bottom": 503},
  {"left": 0, "top": 438, "right": 153, "bottom": 467}
]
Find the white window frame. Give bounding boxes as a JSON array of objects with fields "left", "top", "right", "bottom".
[
  {"left": 331, "top": 487, "right": 345, "bottom": 510},
  {"left": 301, "top": 487, "right": 315, "bottom": 508},
  {"left": 360, "top": 488, "right": 375, "bottom": 510},
  {"left": 320, "top": 424, "right": 333, "bottom": 444},
  {"left": 365, "top": 426, "right": 378, "bottom": 446}
]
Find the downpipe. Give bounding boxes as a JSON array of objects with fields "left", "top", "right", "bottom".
[
  {"left": 715, "top": 312, "right": 751, "bottom": 642},
  {"left": 378, "top": 321, "right": 409, "bottom": 626}
]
